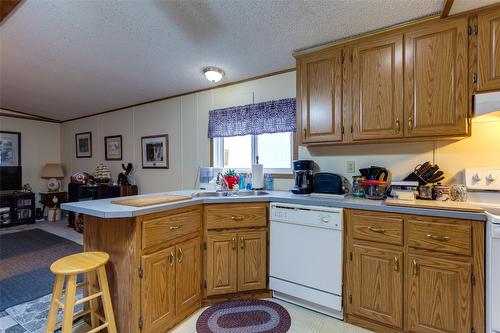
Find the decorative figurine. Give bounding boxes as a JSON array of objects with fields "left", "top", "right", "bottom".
[{"left": 118, "top": 163, "right": 133, "bottom": 185}]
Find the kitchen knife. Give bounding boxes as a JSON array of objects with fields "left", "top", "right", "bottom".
[
  {"left": 428, "top": 176, "right": 445, "bottom": 184},
  {"left": 422, "top": 165, "right": 439, "bottom": 180},
  {"left": 414, "top": 162, "right": 432, "bottom": 176},
  {"left": 427, "top": 171, "right": 444, "bottom": 183}
]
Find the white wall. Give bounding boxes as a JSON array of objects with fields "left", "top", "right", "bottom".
[
  {"left": 0, "top": 114, "right": 61, "bottom": 205},
  {"left": 60, "top": 71, "right": 500, "bottom": 199}
]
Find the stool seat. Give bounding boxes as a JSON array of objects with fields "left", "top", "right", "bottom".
[{"left": 50, "top": 252, "right": 109, "bottom": 275}]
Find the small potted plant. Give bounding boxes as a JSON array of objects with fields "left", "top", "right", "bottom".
[{"left": 224, "top": 169, "right": 239, "bottom": 190}]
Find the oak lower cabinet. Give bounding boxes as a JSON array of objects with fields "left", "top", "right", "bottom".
[
  {"left": 206, "top": 230, "right": 267, "bottom": 296},
  {"left": 407, "top": 255, "right": 471, "bottom": 333},
  {"left": 344, "top": 209, "right": 484, "bottom": 333},
  {"left": 351, "top": 244, "right": 403, "bottom": 329},
  {"left": 478, "top": 7, "right": 500, "bottom": 92}
]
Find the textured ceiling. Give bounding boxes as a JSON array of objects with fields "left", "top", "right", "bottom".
[{"left": 0, "top": 0, "right": 445, "bottom": 121}]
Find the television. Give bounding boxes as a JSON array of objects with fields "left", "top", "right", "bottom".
[{"left": 0, "top": 166, "right": 22, "bottom": 191}]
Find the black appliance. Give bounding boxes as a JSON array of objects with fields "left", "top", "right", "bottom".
[
  {"left": 0, "top": 166, "right": 22, "bottom": 191},
  {"left": 359, "top": 166, "right": 389, "bottom": 181},
  {"left": 291, "top": 160, "right": 314, "bottom": 194},
  {"left": 313, "top": 173, "right": 346, "bottom": 195}
]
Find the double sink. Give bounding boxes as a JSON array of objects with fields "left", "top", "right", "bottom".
[{"left": 191, "top": 190, "right": 269, "bottom": 198}]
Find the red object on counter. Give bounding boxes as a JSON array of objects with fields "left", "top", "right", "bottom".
[{"left": 224, "top": 175, "right": 239, "bottom": 190}]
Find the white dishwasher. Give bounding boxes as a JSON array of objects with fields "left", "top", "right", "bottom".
[{"left": 269, "top": 202, "right": 343, "bottom": 319}]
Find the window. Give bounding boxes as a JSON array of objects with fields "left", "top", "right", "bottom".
[{"left": 213, "top": 132, "right": 293, "bottom": 174}]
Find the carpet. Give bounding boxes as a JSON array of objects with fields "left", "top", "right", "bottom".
[
  {"left": 0, "top": 228, "right": 83, "bottom": 311},
  {"left": 196, "top": 300, "right": 291, "bottom": 333}
]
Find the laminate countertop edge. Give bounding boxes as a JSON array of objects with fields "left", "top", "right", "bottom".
[{"left": 61, "top": 190, "right": 487, "bottom": 221}]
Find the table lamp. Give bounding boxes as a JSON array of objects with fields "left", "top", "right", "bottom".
[{"left": 41, "top": 163, "right": 64, "bottom": 192}]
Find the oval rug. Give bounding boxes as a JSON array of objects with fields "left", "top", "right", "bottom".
[{"left": 196, "top": 299, "right": 291, "bottom": 333}]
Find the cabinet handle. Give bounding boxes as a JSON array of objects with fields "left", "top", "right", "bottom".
[
  {"left": 169, "top": 225, "right": 181, "bottom": 230},
  {"left": 303, "top": 128, "right": 307, "bottom": 138},
  {"left": 412, "top": 259, "right": 418, "bottom": 277},
  {"left": 408, "top": 116, "right": 413, "bottom": 131},
  {"left": 368, "top": 226, "right": 385, "bottom": 233},
  {"left": 168, "top": 251, "right": 175, "bottom": 267},
  {"left": 240, "top": 237, "right": 245, "bottom": 249},
  {"left": 395, "top": 118, "right": 401, "bottom": 133},
  {"left": 231, "top": 216, "right": 243, "bottom": 221},
  {"left": 394, "top": 257, "right": 399, "bottom": 272},
  {"left": 426, "top": 234, "right": 449, "bottom": 242},
  {"left": 177, "top": 248, "right": 183, "bottom": 264},
  {"left": 231, "top": 237, "right": 236, "bottom": 250}
]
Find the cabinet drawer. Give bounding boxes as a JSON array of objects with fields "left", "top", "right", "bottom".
[
  {"left": 351, "top": 211, "right": 403, "bottom": 246},
  {"left": 206, "top": 203, "right": 267, "bottom": 229},
  {"left": 142, "top": 208, "right": 201, "bottom": 250},
  {"left": 407, "top": 219, "right": 472, "bottom": 256}
]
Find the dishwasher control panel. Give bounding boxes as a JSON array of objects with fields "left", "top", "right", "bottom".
[{"left": 270, "top": 202, "right": 343, "bottom": 230}]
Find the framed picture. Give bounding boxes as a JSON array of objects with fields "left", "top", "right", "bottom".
[
  {"left": 75, "top": 132, "right": 92, "bottom": 158},
  {"left": 105, "top": 135, "right": 122, "bottom": 160},
  {"left": 141, "top": 134, "right": 169, "bottom": 169},
  {"left": 0, "top": 131, "right": 21, "bottom": 167}
]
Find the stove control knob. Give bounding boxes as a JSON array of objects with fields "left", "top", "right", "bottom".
[
  {"left": 486, "top": 174, "right": 497, "bottom": 182},
  {"left": 473, "top": 173, "right": 482, "bottom": 181}
]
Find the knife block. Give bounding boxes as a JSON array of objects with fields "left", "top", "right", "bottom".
[{"left": 403, "top": 172, "right": 428, "bottom": 185}]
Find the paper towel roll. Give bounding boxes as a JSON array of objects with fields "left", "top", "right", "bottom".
[{"left": 252, "top": 164, "right": 264, "bottom": 189}]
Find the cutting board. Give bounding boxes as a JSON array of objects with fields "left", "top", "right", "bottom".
[
  {"left": 385, "top": 198, "right": 484, "bottom": 213},
  {"left": 111, "top": 194, "right": 191, "bottom": 207}
]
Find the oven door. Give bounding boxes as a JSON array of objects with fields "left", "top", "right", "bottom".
[{"left": 491, "top": 223, "right": 500, "bottom": 332}]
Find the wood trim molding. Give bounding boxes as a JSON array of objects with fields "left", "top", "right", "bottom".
[
  {"left": 62, "top": 68, "right": 296, "bottom": 123},
  {"left": 0, "top": 111, "right": 61, "bottom": 124},
  {"left": 441, "top": 0, "right": 454, "bottom": 18},
  {"left": 0, "top": 0, "right": 22, "bottom": 24}
]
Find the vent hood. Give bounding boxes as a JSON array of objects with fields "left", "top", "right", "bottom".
[{"left": 474, "top": 91, "right": 500, "bottom": 122}]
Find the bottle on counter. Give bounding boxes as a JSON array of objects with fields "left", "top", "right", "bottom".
[
  {"left": 238, "top": 173, "right": 246, "bottom": 189},
  {"left": 246, "top": 173, "right": 252, "bottom": 190},
  {"left": 265, "top": 174, "right": 274, "bottom": 191}
]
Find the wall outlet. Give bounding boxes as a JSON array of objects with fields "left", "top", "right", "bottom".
[{"left": 346, "top": 161, "right": 356, "bottom": 173}]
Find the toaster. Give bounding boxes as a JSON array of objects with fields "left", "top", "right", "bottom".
[{"left": 313, "top": 173, "right": 347, "bottom": 195}]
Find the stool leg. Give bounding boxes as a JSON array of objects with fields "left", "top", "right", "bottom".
[
  {"left": 61, "top": 274, "right": 77, "bottom": 333},
  {"left": 87, "top": 270, "right": 99, "bottom": 328},
  {"left": 45, "top": 275, "right": 65, "bottom": 333},
  {"left": 97, "top": 266, "right": 117, "bottom": 333}
]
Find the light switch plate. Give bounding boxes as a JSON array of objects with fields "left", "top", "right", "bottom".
[
  {"left": 346, "top": 161, "right": 356, "bottom": 173},
  {"left": 464, "top": 168, "right": 500, "bottom": 191}
]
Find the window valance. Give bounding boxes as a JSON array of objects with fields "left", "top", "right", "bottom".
[{"left": 207, "top": 98, "right": 296, "bottom": 138}]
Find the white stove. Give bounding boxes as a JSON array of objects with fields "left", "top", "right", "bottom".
[{"left": 486, "top": 210, "right": 500, "bottom": 333}]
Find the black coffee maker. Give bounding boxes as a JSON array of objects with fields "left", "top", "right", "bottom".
[
  {"left": 291, "top": 160, "right": 314, "bottom": 194},
  {"left": 359, "top": 166, "right": 389, "bottom": 181}
]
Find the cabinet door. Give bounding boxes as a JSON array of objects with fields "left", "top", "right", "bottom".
[
  {"left": 141, "top": 246, "right": 176, "bottom": 333},
  {"left": 206, "top": 232, "right": 238, "bottom": 296},
  {"left": 352, "top": 34, "right": 404, "bottom": 140},
  {"left": 237, "top": 230, "right": 267, "bottom": 292},
  {"left": 407, "top": 255, "right": 471, "bottom": 333},
  {"left": 298, "top": 48, "right": 343, "bottom": 143},
  {"left": 175, "top": 237, "right": 201, "bottom": 315},
  {"left": 351, "top": 244, "right": 403, "bottom": 328},
  {"left": 404, "top": 17, "right": 469, "bottom": 137},
  {"left": 478, "top": 7, "right": 500, "bottom": 91}
]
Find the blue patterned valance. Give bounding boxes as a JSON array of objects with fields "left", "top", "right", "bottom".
[{"left": 208, "top": 98, "right": 296, "bottom": 138}]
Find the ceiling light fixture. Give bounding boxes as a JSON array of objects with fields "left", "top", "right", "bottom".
[{"left": 202, "top": 66, "right": 225, "bottom": 83}]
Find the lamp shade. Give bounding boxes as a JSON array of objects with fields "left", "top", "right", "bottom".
[{"left": 41, "top": 163, "right": 64, "bottom": 179}]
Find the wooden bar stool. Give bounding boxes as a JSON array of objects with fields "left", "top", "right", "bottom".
[{"left": 45, "top": 252, "right": 117, "bottom": 333}]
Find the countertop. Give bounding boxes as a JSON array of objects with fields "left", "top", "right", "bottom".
[{"left": 61, "top": 190, "right": 487, "bottom": 221}]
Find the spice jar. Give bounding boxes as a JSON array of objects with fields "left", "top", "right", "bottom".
[
  {"left": 433, "top": 183, "right": 450, "bottom": 201},
  {"left": 450, "top": 184, "right": 467, "bottom": 202}
]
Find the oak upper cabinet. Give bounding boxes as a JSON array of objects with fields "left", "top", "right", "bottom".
[
  {"left": 237, "top": 230, "right": 267, "bottom": 292},
  {"left": 351, "top": 34, "right": 404, "bottom": 140},
  {"left": 206, "top": 232, "right": 238, "bottom": 296},
  {"left": 407, "top": 255, "right": 472, "bottom": 333},
  {"left": 296, "top": 47, "right": 344, "bottom": 144},
  {"left": 478, "top": 7, "right": 500, "bottom": 91},
  {"left": 175, "top": 237, "right": 201, "bottom": 316},
  {"left": 351, "top": 244, "right": 403, "bottom": 329},
  {"left": 141, "top": 246, "right": 176, "bottom": 333},
  {"left": 404, "top": 17, "right": 469, "bottom": 137}
]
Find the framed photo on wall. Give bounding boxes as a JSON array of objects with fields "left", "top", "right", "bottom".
[
  {"left": 105, "top": 135, "right": 122, "bottom": 160},
  {"left": 141, "top": 134, "right": 169, "bottom": 169},
  {"left": 0, "top": 131, "right": 21, "bottom": 167},
  {"left": 75, "top": 132, "right": 92, "bottom": 158}
]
